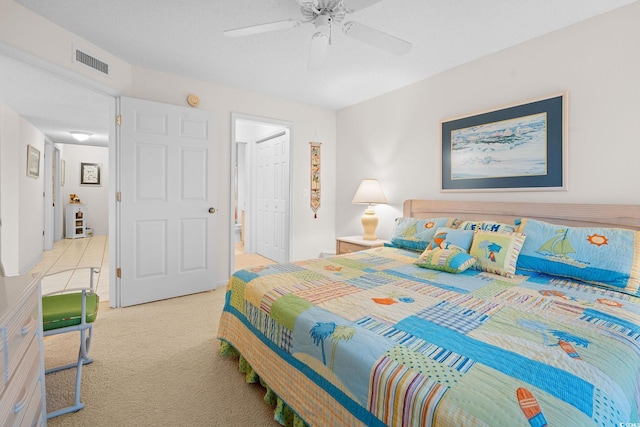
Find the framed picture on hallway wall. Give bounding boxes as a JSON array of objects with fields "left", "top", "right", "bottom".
[
  {"left": 80, "top": 162, "right": 101, "bottom": 185},
  {"left": 441, "top": 92, "right": 568, "bottom": 192},
  {"left": 27, "top": 144, "right": 40, "bottom": 178}
]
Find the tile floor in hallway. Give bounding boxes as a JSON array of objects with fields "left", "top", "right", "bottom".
[
  {"left": 28, "top": 235, "right": 274, "bottom": 304},
  {"left": 28, "top": 234, "right": 110, "bottom": 302}
]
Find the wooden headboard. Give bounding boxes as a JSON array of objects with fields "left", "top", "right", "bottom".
[{"left": 403, "top": 200, "right": 640, "bottom": 230}]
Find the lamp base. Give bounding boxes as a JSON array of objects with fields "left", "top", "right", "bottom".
[{"left": 361, "top": 207, "right": 379, "bottom": 241}]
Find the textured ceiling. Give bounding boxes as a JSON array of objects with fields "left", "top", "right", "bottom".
[
  {"left": 2, "top": 0, "right": 637, "bottom": 146},
  {"left": 0, "top": 54, "right": 113, "bottom": 146}
]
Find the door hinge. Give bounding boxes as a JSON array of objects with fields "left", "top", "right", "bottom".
[
  {"left": 116, "top": 115, "right": 121, "bottom": 126},
  {"left": 116, "top": 192, "right": 121, "bottom": 202},
  {"left": 117, "top": 268, "right": 122, "bottom": 278}
]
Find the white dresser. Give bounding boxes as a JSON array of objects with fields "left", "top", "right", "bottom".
[
  {"left": 0, "top": 274, "right": 46, "bottom": 426},
  {"left": 65, "top": 204, "right": 87, "bottom": 239}
]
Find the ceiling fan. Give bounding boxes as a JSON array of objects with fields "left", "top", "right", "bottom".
[{"left": 223, "top": 0, "right": 412, "bottom": 70}]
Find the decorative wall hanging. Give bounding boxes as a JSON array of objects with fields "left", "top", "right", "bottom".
[
  {"left": 27, "top": 144, "right": 40, "bottom": 178},
  {"left": 310, "top": 142, "right": 321, "bottom": 218},
  {"left": 80, "top": 162, "right": 101, "bottom": 185},
  {"left": 441, "top": 92, "right": 567, "bottom": 192}
]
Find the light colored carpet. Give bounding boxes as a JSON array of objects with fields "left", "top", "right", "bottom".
[{"left": 44, "top": 289, "right": 279, "bottom": 427}]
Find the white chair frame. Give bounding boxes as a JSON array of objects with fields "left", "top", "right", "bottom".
[{"left": 42, "top": 266, "right": 100, "bottom": 419}]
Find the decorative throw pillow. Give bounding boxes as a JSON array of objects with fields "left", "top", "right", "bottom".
[
  {"left": 426, "top": 227, "right": 475, "bottom": 252},
  {"left": 415, "top": 248, "right": 477, "bottom": 273},
  {"left": 469, "top": 230, "right": 526, "bottom": 278},
  {"left": 458, "top": 220, "right": 516, "bottom": 233},
  {"left": 389, "top": 217, "right": 461, "bottom": 252},
  {"left": 515, "top": 218, "right": 640, "bottom": 296}
]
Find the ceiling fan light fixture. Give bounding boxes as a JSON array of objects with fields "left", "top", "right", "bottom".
[
  {"left": 308, "top": 31, "right": 330, "bottom": 70},
  {"left": 70, "top": 131, "right": 92, "bottom": 142},
  {"left": 223, "top": 0, "right": 412, "bottom": 70}
]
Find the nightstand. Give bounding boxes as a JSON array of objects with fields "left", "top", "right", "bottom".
[{"left": 336, "top": 236, "right": 387, "bottom": 255}]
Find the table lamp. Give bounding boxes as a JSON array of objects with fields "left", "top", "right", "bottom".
[{"left": 352, "top": 179, "right": 387, "bottom": 240}]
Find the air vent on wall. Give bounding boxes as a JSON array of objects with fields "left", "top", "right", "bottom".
[{"left": 72, "top": 45, "right": 110, "bottom": 76}]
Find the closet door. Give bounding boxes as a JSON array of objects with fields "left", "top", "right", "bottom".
[{"left": 256, "top": 132, "right": 288, "bottom": 263}]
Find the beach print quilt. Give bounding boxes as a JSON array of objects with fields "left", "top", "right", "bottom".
[{"left": 217, "top": 247, "right": 640, "bottom": 426}]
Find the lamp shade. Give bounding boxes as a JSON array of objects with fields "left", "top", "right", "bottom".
[{"left": 352, "top": 179, "right": 387, "bottom": 205}]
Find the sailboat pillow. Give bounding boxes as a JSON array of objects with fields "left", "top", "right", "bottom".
[
  {"left": 389, "top": 217, "right": 461, "bottom": 252},
  {"left": 515, "top": 218, "right": 640, "bottom": 296},
  {"left": 425, "top": 227, "right": 475, "bottom": 252}
]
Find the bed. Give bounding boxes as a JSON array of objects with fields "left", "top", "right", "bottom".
[{"left": 217, "top": 199, "right": 640, "bottom": 426}]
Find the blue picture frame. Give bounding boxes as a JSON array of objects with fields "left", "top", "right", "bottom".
[{"left": 441, "top": 93, "right": 567, "bottom": 191}]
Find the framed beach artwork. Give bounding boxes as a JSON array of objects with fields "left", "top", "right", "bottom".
[{"left": 441, "top": 93, "right": 567, "bottom": 192}]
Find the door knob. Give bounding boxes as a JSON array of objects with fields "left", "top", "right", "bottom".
[{"left": 209, "top": 207, "right": 216, "bottom": 214}]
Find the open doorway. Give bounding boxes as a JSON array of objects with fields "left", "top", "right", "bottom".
[
  {"left": 231, "top": 114, "right": 292, "bottom": 273},
  {"left": 0, "top": 50, "right": 115, "bottom": 300}
]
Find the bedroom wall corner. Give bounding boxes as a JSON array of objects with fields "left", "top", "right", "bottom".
[
  {"left": 0, "top": 0, "right": 132, "bottom": 95},
  {"left": 335, "top": 1, "right": 640, "bottom": 241}
]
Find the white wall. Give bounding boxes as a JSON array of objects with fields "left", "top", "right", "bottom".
[
  {"left": 0, "top": 0, "right": 131, "bottom": 95},
  {"left": 0, "top": 103, "right": 45, "bottom": 275},
  {"left": 336, "top": 2, "right": 640, "bottom": 241},
  {"left": 0, "top": 1, "right": 337, "bottom": 286},
  {"left": 60, "top": 144, "right": 109, "bottom": 235},
  {"left": 128, "top": 67, "right": 337, "bottom": 284},
  {"left": 6, "top": 0, "right": 637, "bottom": 284}
]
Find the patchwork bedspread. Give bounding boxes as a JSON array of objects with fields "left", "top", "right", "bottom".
[{"left": 217, "top": 247, "right": 640, "bottom": 426}]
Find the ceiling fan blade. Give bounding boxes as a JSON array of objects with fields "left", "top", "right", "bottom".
[
  {"left": 344, "top": 0, "right": 384, "bottom": 12},
  {"left": 308, "top": 31, "right": 330, "bottom": 70},
  {"left": 342, "top": 21, "right": 412, "bottom": 55},
  {"left": 224, "top": 19, "right": 300, "bottom": 37}
]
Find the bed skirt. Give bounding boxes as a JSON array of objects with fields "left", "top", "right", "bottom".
[{"left": 220, "top": 341, "right": 309, "bottom": 427}]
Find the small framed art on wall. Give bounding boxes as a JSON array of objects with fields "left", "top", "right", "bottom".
[{"left": 80, "top": 162, "right": 101, "bottom": 185}]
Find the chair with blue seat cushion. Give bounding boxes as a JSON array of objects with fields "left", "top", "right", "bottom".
[{"left": 42, "top": 266, "right": 100, "bottom": 419}]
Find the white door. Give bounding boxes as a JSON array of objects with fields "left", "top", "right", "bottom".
[
  {"left": 256, "top": 132, "right": 288, "bottom": 263},
  {"left": 118, "top": 96, "right": 217, "bottom": 307}
]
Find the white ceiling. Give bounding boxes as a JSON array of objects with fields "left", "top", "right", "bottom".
[
  {"left": 0, "top": 54, "right": 113, "bottom": 146},
  {"left": 1, "top": 0, "right": 637, "bottom": 146}
]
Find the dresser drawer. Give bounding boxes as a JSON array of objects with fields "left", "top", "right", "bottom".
[
  {"left": 336, "top": 237, "right": 387, "bottom": 255},
  {"left": 5, "top": 289, "right": 39, "bottom": 383},
  {"left": 0, "top": 336, "right": 41, "bottom": 427},
  {"left": 337, "top": 241, "right": 364, "bottom": 254},
  {"left": 12, "top": 371, "right": 42, "bottom": 427}
]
